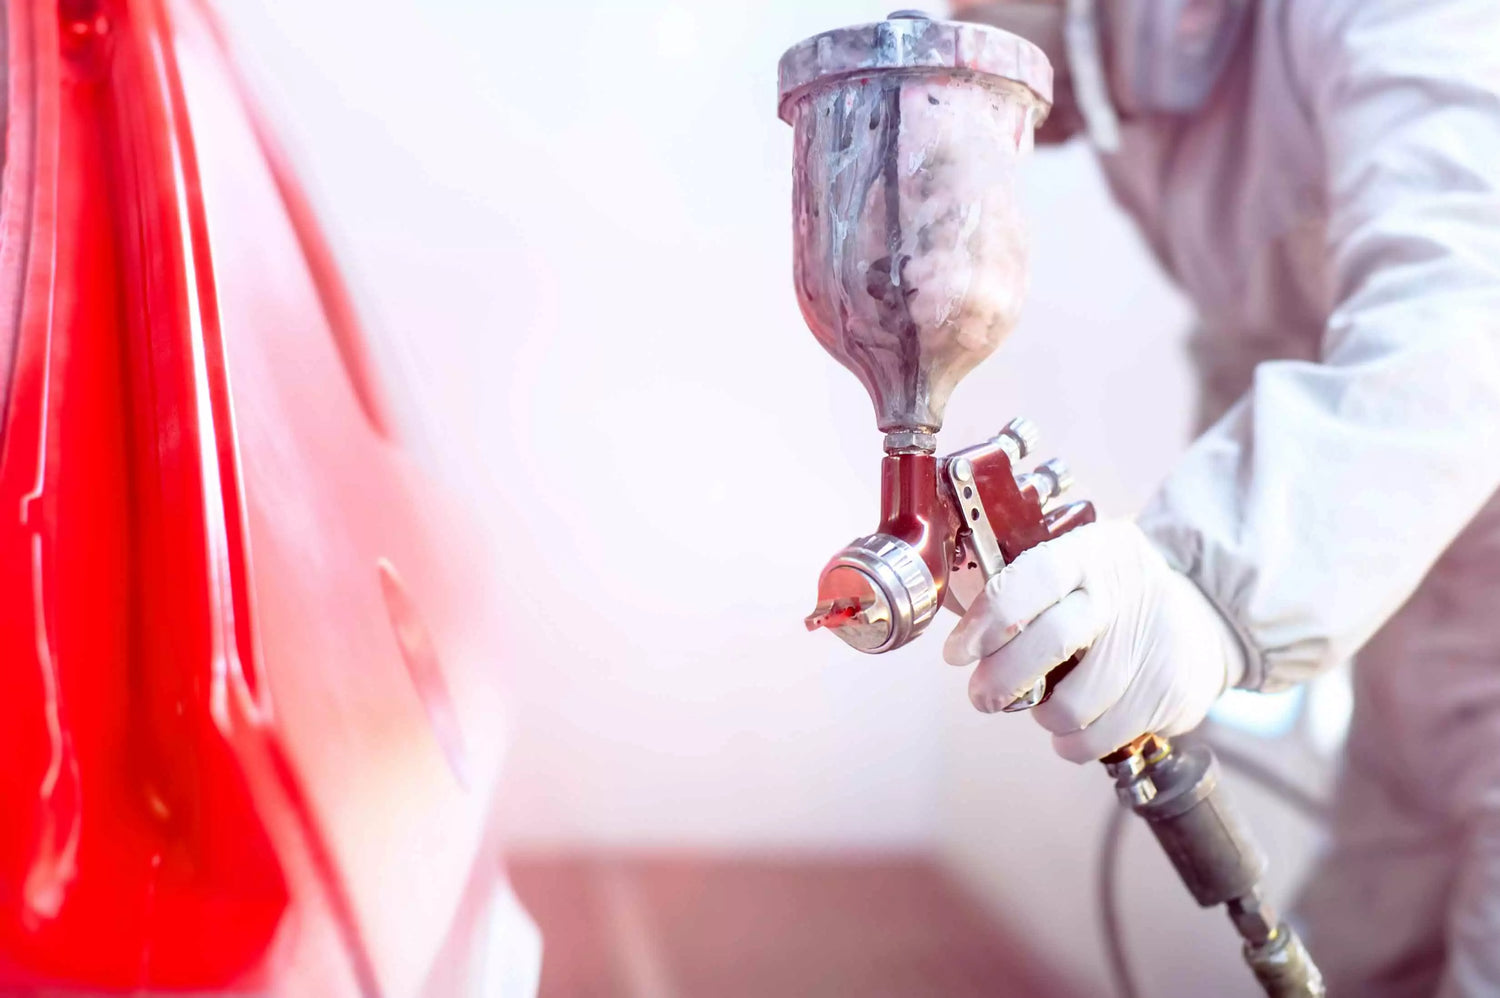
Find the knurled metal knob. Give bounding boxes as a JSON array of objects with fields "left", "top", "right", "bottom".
[
  {"left": 1037, "top": 458, "right": 1074, "bottom": 498},
  {"left": 998, "top": 417, "right": 1040, "bottom": 462}
]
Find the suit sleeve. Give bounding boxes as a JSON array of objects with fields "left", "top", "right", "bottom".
[{"left": 1139, "top": 0, "right": 1500, "bottom": 691}]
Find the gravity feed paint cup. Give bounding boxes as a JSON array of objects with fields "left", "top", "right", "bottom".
[{"left": 779, "top": 12, "right": 1053, "bottom": 442}]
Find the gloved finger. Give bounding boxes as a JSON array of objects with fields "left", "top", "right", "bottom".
[
  {"left": 1030, "top": 637, "right": 1132, "bottom": 737},
  {"left": 943, "top": 531, "right": 1093, "bottom": 666},
  {"left": 968, "top": 589, "right": 1105, "bottom": 714},
  {"left": 1051, "top": 720, "right": 1135, "bottom": 766},
  {"left": 1055, "top": 653, "right": 1219, "bottom": 764},
  {"left": 1049, "top": 681, "right": 1173, "bottom": 765}
]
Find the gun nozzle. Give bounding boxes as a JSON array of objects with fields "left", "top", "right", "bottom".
[{"left": 804, "top": 597, "right": 867, "bottom": 631}]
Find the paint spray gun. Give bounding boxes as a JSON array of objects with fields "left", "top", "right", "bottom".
[{"left": 777, "top": 13, "right": 1323, "bottom": 996}]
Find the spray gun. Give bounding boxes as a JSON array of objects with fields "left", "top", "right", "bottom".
[{"left": 778, "top": 13, "right": 1323, "bottom": 996}]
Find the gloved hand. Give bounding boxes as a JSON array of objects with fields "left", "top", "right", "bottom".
[{"left": 942, "top": 520, "right": 1247, "bottom": 763}]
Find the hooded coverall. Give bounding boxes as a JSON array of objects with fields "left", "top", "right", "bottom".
[{"left": 1093, "top": 1, "right": 1500, "bottom": 993}]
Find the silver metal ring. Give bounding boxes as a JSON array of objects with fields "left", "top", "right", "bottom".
[{"left": 822, "top": 534, "right": 938, "bottom": 652}]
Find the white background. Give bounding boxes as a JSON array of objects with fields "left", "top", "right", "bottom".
[{"left": 214, "top": 2, "right": 1328, "bottom": 992}]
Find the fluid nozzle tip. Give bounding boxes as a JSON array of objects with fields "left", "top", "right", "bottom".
[{"left": 805, "top": 598, "right": 865, "bottom": 631}]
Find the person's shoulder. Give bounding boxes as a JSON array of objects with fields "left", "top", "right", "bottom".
[
  {"left": 1288, "top": 0, "right": 1496, "bottom": 44},
  {"left": 1283, "top": 0, "right": 1500, "bottom": 89}
]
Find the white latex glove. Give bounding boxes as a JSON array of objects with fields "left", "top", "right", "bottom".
[{"left": 942, "top": 520, "right": 1247, "bottom": 763}]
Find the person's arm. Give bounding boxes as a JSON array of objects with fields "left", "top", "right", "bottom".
[
  {"left": 1142, "top": 0, "right": 1500, "bottom": 692},
  {"left": 945, "top": 0, "right": 1500, "bottom": 764}
]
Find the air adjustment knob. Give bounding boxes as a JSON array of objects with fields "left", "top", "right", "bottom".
[{"left": 997, "top": 417, "right": 1040, "bottom": 463}]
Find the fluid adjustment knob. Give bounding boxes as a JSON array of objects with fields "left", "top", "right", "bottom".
[
  {"left": 1037, "top": 458, "right": 1074, "bottom": 498},
  {"left": 997, "top": 417, "right": 1040, "bottom": 463},
  {"left": 1016, "top": 459, "right": 1073, "bottom": 506}
]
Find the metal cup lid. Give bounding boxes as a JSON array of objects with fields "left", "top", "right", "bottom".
[{"left": 777, "top": 10, "right": 1054, "bottom": 124}]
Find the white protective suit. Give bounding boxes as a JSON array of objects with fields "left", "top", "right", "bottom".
[{"left": 1078, "top": 1, "right": 1500, "bottom": 994}]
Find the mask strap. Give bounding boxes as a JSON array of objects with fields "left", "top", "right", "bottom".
[{"left": 1065, "top": 0, "right": 1121, "bottom": 152}]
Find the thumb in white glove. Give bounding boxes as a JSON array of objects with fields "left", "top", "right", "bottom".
[{"left": 942, "top": 520, "right": 1247, "bottom": 763}]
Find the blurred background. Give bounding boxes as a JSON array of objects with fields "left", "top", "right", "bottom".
[{"left": 211, "top": 1, "right": 1349, "bottom": 994}]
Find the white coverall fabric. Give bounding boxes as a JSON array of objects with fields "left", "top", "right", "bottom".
[{"left": 1089, "top": 1, "right": 1500, "bottom": 994}]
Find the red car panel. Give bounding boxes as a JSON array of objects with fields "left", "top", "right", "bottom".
[{"left": 0, "top": 0, "right": 518, "bottom": 992}]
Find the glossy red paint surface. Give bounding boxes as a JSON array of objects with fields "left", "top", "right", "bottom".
[
  {"left": 952, "top": 445, "right": 1096, "bottom": 700},
  {"left": 957, "top": 447, "right": 1095, "bottom": 562},
  {"left": 869, "top": 447, "right": 1095, "bottom": 601},
  {"left": 0, "top": 0, "right": 516, "bottom": 993},
  {"left": 876, "top": 453, "right": 960, "bottom": 605}
]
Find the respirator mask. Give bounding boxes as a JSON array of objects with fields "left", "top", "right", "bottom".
[
  {"left": 1107, "top": 0, "right": 1251, "bottom": 114},
  {"left": 956, "top": 0, "right": 1251, "bottom": 148}
]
